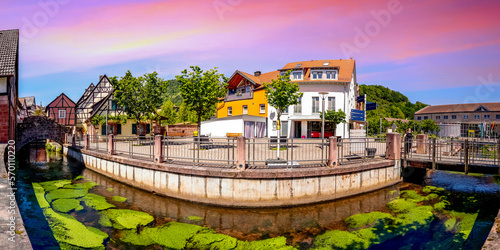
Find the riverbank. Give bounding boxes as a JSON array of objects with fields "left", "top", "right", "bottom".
[
  {"left": 0, "top": 144, "right": 32, "bottom": 250},
  {"left": 483, "top": 210, "right": 500, "bottom": 249}
]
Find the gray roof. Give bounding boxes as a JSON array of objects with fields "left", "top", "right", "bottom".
[{"left": 0, "top": 29, "right": 19, "bottom": 76}]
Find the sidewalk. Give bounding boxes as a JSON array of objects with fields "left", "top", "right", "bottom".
[{"left": 0, "top": 144, "right": 32, "bottom": 249}]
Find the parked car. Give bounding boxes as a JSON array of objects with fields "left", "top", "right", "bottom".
[{"left": 309, "top": 131, "right": 335, "bottom": 138}]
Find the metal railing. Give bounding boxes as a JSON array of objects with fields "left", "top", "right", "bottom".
[
  {"left": 404, "top": 138, "right": 499, "bottom": 167},
  {"left": 88, "top": 135, "right": 108, "bottom": 152},
  {"left": 74, "top": 134, "right": 84, "bottom": 148},
  {"left": 114, "top": 136, "right": 154, "bottom": 160},
  {"left": 162, "top": 136, "right": 236, "bottom": 167},
  {"left": 246, "top": 138, "right": 329, "bottom": 168},
  {"left": 338, "top": 138, "right": 387, "bottom": 165}
]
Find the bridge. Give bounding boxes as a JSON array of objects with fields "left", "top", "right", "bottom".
[
  {"left": 16, "top": 116, "right": 70, "bottom": 150},
  {"left": 404, "top": 137, "right": 500, "bottom": 174}
]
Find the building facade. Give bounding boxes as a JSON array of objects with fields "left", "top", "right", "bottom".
[
  {"left": 0, "top": 29, "right": 19, "bottom": 143},
  {"left": 202, "top": 59, "right": 358, "bottom": 138},
  {"left": 414, "top": 103, "right": 500, "bottom": 138},
  {"left": 46, "top": 93, "right": 77, "bottom": 128}
]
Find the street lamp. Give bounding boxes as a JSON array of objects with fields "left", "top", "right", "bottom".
[
  {"left": 319, "top": 92, "right": 328, "bottom": 139},
  {"left": 379, "top": 114, "right": 383, "bottom": 139}
]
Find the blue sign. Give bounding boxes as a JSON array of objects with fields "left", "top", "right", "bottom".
[
  {"left": 366, "top": 102, "right": 378, "bottom": 111},
  {"left": 351, "top": 109, "right": 365, "bottom": 122},
  {"left": 356, "top": 95, "right": 365, "bottom": 103}
]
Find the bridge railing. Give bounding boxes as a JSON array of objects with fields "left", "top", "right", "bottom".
[
  {"left": 114, "top": 135, "right": 154, "bottom": 160},
  {"left": 338, "top": 137, "right": 387, "bottom": 165},
  {"left": 88, "top": 135, "right": 108, "bottom": 153},
  {"left": 404, "top": 137, "right": 500, "bottom": 170}
]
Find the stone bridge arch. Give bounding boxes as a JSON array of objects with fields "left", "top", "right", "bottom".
[{"left": 16, "top": 116, "right": 70, "bottom": 150}]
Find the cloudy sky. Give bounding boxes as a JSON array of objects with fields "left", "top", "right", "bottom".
[{"left": 1, "top": 0, "right": 500, "bottom": 106}]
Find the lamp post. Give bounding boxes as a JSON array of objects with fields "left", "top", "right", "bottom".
[
  {"left": 379, "top": 114, "right": 383, "bottom": 139},
  {"left": 319, "top": 92, "right": 328, "bottom": 139}
]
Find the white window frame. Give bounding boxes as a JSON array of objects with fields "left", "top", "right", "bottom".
[
  {"left": 312, "top": 97, "right": 320, "bottom": 113},
  {"left": 326, "top": 70, "right": 338, "bottom": 80},
  {"left": 228, "top": 107, "right": 232, "bottom": 116},
  {"left": 292, "top": 71, "right": 303, "bottom": 80},
  {"left": 311, "top": 70, "right": 323, "bottom": 80},
  {"left": 242, "top": 105, "right": 248, "bottom": 114},
  {"left": 259, "top": 104, "right": 265, "bottom": 114},
  {"left": 327, "top": 97, "right": 335, "bottom": 110},
  {"left": 59, "top": 109, "right": 66, "bottom": 119}
]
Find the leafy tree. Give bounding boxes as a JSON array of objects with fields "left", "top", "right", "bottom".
[
  {"left": 176, "top": 66, "right": 227, "bottom": 134},
  {"left": 320, "top": 109, "right": 346, "bottom": 136},
  {"left": 176, "top": 102, "right": 197, "bottom": 124},
  {"left": 421, "top": 119, "right": 441, "bottom": 135},
  {"left": 111, "top": 71, "right": 169, "bottom": 125},
  {"left": 158, "top": 100, "right": 177, "bottom": 126},
  {"left": 263, "top": 70, "right": 303, "bottom": 158},
  {"left": 34, "top": 108, "right": 45, "bottom": 116}
]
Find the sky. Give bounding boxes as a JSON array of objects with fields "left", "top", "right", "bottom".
[{"left": 1, "top": 0, "right": 500, "bottom": 106}]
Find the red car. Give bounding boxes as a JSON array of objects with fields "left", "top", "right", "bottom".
[{"left": 309, "top": 131, "right": 335, "bottom": 138}]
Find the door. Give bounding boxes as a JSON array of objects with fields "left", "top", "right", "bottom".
[
  {"left": 244, "top": 121, "right": 255, "bottom": 138},
  {"left": 294, "top": 121, "right": 302, "bottom": 138}
]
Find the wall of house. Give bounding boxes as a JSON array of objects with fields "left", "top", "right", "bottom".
[
  {"left": 217, "top": 89, "right": 268, "bottom": 118},
  {"left": 201, "top": 119, "right": 243, "bottom": 137},
  {"left": 415, "top": 112, "right": 500, "bottom": 124}
]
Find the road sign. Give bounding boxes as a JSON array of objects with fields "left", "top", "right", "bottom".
[
  {"left": 356, "top": 95, "right": 365, "bottom": 103},
  {"left": 366, "top": 102, "right": 378, "bottom": 111},
  {"left": 351, "top": 109, "right": 365, "bottom": 122}
]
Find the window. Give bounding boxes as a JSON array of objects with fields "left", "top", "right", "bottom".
[
  {"left": 497, "top": 115, "right": 500, "bottom": 119},
  {"left": 474, "top": 115, "right": 480, "bottom": 119},
  {"left": 0, "top": 77, "right": 7, "bottom": 93},
  {"left": 111, "top": 100, "right": 118, "bottom": 110},
  {"left": 436, "top": 116, "right": 440, "bottom": 120},
  {"left": 228, "top": 107, "right": 232, "bottom": 116},
  {"left": 132, "top": 124, "right": 137, "bottom": 134},
  {"left": 452, "top": 115, "right": 456, "bottom": 119},
  {"left": 326, "top": 71, "right": 337, "bottom": 80},
  {"left": 323, "top": 62, "right": 330, "bottom": 66},
  {"left": 292, "top": 71, "right": 302, "bottom": 80},
  {"left": 58, "top": 110, "right": 66, "bottom": 119},
  {"left": 424, "top": 116, "right": 428, "bottom": 120},
  {"left": 146, "top": 124, "right": 150, "bottom": 134},
  {"left": 444, "top": 115, "right": 448, "bottom": 119},
  {"left": 295, "top": 97, "right": 302, "bottom": 114},
  {"left": 117, "top": 124, "right": 122, "bottom": 135},
  {"left": 242, "top": 105, "right": 248, "bottom": 115},
  {"left": 312, "top": 97, "right": 320, "bottom": 113},
  {"left": 417, "top": 116, "right": 421, "bottom": 120},
  {"left": 464, "top": 115, "right": 469, "bottom": 119},
  {"left": 260, "top": 104, "right": 265, "bottom": 114},
  {"left": 101, "top": 124, "right": 106, "bottom": 135},
  {"left": 484, "top": 115, "right": 490, "bottom": 119},
  {"left": 327, "top": 97, "right": 335, "bottom": 110},
  {"left": 311, "top": 71, "right": 323, "bottom": 80}
]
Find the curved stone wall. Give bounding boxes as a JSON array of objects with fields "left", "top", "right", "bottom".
[{"left": 64, "top": 146, "right": 402, "bottom": 207}]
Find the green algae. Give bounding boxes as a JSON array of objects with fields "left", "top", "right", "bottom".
[
  {"left": 111, "top": 196, "right": 127, "bottom": 202},
  {"left": 106, "top": 188, "right": 114, "bottom": 192},
  {"left": 52, "top": 198, "right": 84, "bottom": 213},
  {"left": 82, "top": 193, "right": 115, "bottom": 211},
  {"left": 43, "top": 208, "right": 108, "bottom": 249},
  {"left": 63, "top": 183, "right": 86, "bottom": 189},
  {"left": 424, "top": 193, "right": 439, "bottom": 201},
  {"left": 354, "top": 227, "right": 397, "bottom": 248},
  {"left": 187, "top": 215, "right": 203, "bottom": 222},
  {"left": 400, "top": 190, "right": 426, "bottom": 203},
  {"left": 449, "top": 211, "right": 478, "bottom": 240},
  {"left": 32, "top": 183, "right": 50, "bottom": 208},
  {"left": 344, "top": 212, "right": 393, "bottom": 229},
  {"left": 422, "top": 185, "right": 445, "bottom": 193},
  {"left": 386, "top": 198, "right": 418, "bottom": 213},
  {"left": 98, "top": 213, "right": 113, "bottom": 228},
  {"left": 45, "top": 188, "right": 88, "bottom": 203},
  {"left": 312, "top": 230, "right": 367, "bottom": 249},
  {"left": 73, "top": 176, "right": 84, "bottom": 180},
  {"left": 104, "top": 209, "right": 154, "bottom": 229},
  {"left": 444, "top": 217, "right": 457, "bottom": 231},
  {"left": 433, "top": 200, "right": 450, "bottom": 212},
  {"left": 394, "top": 206, "right": 434, "bottom": 234},
  {"left": 39, "top": 180, "right": 72, "bottom": 191},
  {"left": 238, "top": 236, "right": 296, "bottom": 250},
  {"left": 186, "top": 232, "right": 238, "bottom": 249},
  {"left": 84, "top": 181, "right": 99, "bottom": 189}
]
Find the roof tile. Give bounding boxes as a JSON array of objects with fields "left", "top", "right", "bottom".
[{"left": 0, "top": 29, "right": 19, "bottom": 76}]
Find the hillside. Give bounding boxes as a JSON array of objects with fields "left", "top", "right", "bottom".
[{"left": 162, "top": 79, "right": 183, "bottom": 106}]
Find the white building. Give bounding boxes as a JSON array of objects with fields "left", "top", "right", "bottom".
[{"left": 268, "top": 59, "right": 358, "bottom": 138}]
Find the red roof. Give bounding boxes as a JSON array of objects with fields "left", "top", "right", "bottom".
[
  {"left": 280, "top": 59, "right": 355, "bottom": 83},
  {"left": 415, "top": 102, "right": 500, "bottom": 114}
]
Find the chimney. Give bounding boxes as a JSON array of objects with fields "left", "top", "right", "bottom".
[
  {"left": 99, "top": 75, "right": 103, "bottom": 81},
  {"left": 254, "top": 71, "right": 261, "bottom": 77}
]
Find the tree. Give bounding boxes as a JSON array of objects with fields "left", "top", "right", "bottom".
[
  {"left": 263, "top": 70, "right": 304, "bottom": 159},
  {"left": 421, "top": 119, "right": 441, "bottom": 135},
  {"left": 34, "top": 108, "right": 45, "bottom": 116},
  {"left": 320, "top": 109, "right": 346, "bottom": 136},
  {"left": 176, "top": 66, "right": 227, "bottom": 134},
  {"left": 176, "top": 102, "right": 197, "bottom": 124},
  {"left": 111, "top": 71, "right": 169, "bottom": 127},
  {"left": 158, "top": 100, "right": 177, "bottom": 126}
]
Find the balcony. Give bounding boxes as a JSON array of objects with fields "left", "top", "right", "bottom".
[{"left": 226, "top": 89, "right": 253, "bottom": 101}]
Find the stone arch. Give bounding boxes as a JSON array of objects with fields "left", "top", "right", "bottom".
[{"left": 16, "top": 116, "right": 70, "bottom": 150}]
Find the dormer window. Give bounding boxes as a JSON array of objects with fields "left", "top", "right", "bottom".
[
  {"left": 323, "top": 62, "right": 330, "bottom": 66},
  {"left": 326, "top": 71, "right": 337, "bottom": 80},
  {"left": 312, "top": 71, "right": 323, "bottom": 80},
  {"left": 295, "top": 64, "right": 302, "bottom": 68},
  {"left": 292, "top": 71, "right": 303, "bottom": 80}
]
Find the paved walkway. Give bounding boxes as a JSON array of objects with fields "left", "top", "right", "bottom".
[
  {"left": 0, "top": 144, "right": 32, "bottom": 249},
  {"left": 483, "top": 210, "right": 500, "bottom": 249}
]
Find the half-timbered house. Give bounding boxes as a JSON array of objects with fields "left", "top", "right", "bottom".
[
  {"left": 76, "top": 75, "right": 113, "bottom": 134},
  {"left": 46, "top": 93, "right": 76, "bottom": 127}
]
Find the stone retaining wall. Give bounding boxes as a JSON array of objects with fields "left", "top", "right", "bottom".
[{"left": 64, "top": 146, "right": 402, "bottom": 207}]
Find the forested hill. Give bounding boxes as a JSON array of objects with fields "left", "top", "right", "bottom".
[{"left": 359, "top": 84, "right": 427, "bottom": 120}]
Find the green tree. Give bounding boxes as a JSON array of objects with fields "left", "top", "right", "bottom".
[
  {"left": 158, "top": 100, "right": 177, "bottom": 126},
  {"left": 111, "top": 71, "right": 169, "bottom": 125},
  {"left": 263, "top": 70, "right": 303, "bottom": 158},
  {"left": 176, "top": 66, "right": 227, "bottom": 134},
  {"left": 320, "top": 109, "right": 346, "bottom": 136},
  {"left": 34, "top": 108, "right": 45, "bottom": 116},
  {"left": 421, "top": 119, "right": 441, "bottom": 135}
]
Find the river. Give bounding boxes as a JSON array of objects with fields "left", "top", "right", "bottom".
[{"left": 15, "top": 146, "right": 500, "bottom": 249}]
